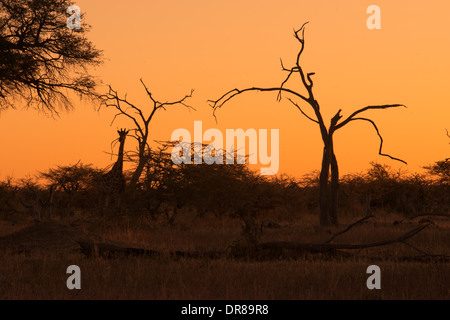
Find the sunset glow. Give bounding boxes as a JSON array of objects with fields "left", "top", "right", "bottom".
[{"left": 1, "top": 0, "right": 449, "bottom": 179}]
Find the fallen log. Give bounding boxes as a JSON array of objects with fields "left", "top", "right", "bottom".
[
  {"left": 77, "top": 240, "right": 159, "bottom": 258},
  {"left": 76, "top": 223, "right": 446, "bottom": 261},
  {"left": 76, "top": 240, "right": 221, "bottom": 259},
  {"left": 256, "top": 223, "right": 430, "bottom": 255}
]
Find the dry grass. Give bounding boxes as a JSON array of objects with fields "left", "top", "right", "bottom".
[{"left": 0, "top": 210, "right": 449, "bottom": 300}]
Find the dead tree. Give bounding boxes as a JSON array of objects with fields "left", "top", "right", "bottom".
[
  {"left": 99, "top": 79, "right": 194, "bottom": 189},
  {"left": 76, "top": 222, "right": 449, "bottom": 262},
  {"left": 209, "top": 22, "right": 407, "bottom": 226}
]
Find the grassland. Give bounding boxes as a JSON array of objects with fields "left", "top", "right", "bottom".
[{"left": 0, "top": 208, "right": 448, "bottom": 300}]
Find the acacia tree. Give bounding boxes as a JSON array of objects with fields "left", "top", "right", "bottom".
[
  {"left": 0, "top": 0, "right": 102, "bottom": 113},
  {"left": 423, "top": 129, "right": 450, "bottom": 184},
  {"left": 209, "top": 23, "right": 407, "bottom": 226},
  {"left": 99, "top": 79, "right": 194, "bottom": 189}
]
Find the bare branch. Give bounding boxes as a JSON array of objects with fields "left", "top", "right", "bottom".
[
  {"left": 160, "top": 89, "right": 195, "bottom": 109},
  {"left": 292, "top": 22, "right": 314, "bottom": 93},
  {"left": 275, "top": 23, "right": 315, "bottom": 103},
  {"left": 139, "top": 78, "right": 157, "bottom": 104},
  {"left": 209, "top": 87, "right": 310, "bottom": 121},
  {"left": 306, "top": 72, "right": 315, "bottom": 87},
  {"left": 325, "top": 215, "right": 373, "bottom": 244},
  {"left": 140, "top": 78, "right": 195, "bottom": 113},
  {"left": 293, "top": 22, "right": 309, "bottom": 44},
  {"left": 277, "top": 69, "right": 296, "bottom": 102},
  {"left": 99, "top": 86, "right": 144, "bottom": 136},
  {"left": 286, "top": 98, "right": 318, "bottom": 124},
  {"left": 347, "top": 117, "right": 407, "bottom": 164},
  {"left": 330, "top": 109, "right": 343, "bottom": 130},
  {"left": 280, "top": 58, "right": 294, "bottom": 72},
  {"left": 277, "top": 58, "right": 301, "bottom": 101},
  {"left": 335, "top": 104, "right": 406, "bottom": 130}
]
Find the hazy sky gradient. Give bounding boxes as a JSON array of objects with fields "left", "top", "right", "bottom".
[{"left": 1, "top": 0, "right": 449, "bottom": 179}]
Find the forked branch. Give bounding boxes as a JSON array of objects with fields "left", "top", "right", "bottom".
[
  {"left": 140, "top": 78, "right": 195, "bottom": 112},
  {"left": 209, "top": 22, "right": 319, "bottom": 125}
]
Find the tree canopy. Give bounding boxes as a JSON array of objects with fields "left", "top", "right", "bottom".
[{"left": 0, "top": 0, "right": 102, "bottom": 113}]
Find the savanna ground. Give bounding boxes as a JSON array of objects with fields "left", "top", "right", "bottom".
[
  {"left": 0, "top": 205, "right": 448, "bottom": 300},
  {"left": 0, "top": 160, "right": 449, "bottom": 300}
]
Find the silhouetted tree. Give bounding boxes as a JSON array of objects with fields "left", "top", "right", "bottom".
[
  {"left": 0, "top": 0, "right": 102, "bottom": 113},
  {"left": 423, "top": 129, "right": 450, "bottom": 184},
  {"left": 209, "top": 22, "right": 406, "bottom": 226},
  {"left": 39, "top": 161, "right": 103, "bottom": 192},
  {"left": 99, "top": 79, "right": 194, "bottom": 189}
]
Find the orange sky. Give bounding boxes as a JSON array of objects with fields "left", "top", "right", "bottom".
[{"left": 1, "top": 0, "right": 449, "bottom": 180}]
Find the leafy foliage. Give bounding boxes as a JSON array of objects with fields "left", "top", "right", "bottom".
[
  {"left": 424, "top": 159, "right": 450, "bottom": 185},
  {"left": 39, "top": 161, "right": 104, "bottom": 192},
  {"left": 0, "top": 0, "right": 103, "bottom": 112}
]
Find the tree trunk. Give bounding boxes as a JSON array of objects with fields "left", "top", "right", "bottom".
[
  {"left": 319, "top": 145, "right": 331, "bottom": 226},
  {"left": 129, "top": 145, "right": 147, "bottom": 189},
  {"left": 130, "top": 158, "right": 145, "bottom": 189},
  {"left": 319, "top": 134, "right": 339, "bottom": 227},
  {"left": 330, "top": 150, "right": 339, "bottom": 225}
]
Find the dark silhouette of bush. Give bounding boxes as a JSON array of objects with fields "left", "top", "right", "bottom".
[
  {"left": 0, "top": 177, "right": 18, "bottom": 216},
  {"left": 3, "top": 156, "right": 448, "bottom": 223},
  {"left": 424, "top": 159, "right": 450, "bottom": 185},
  {"left": 38, "top": 162, "right": 105, "bottom": 215},
  {"left": 338, "top": 162, "right": 448, "bottom": 217}
]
